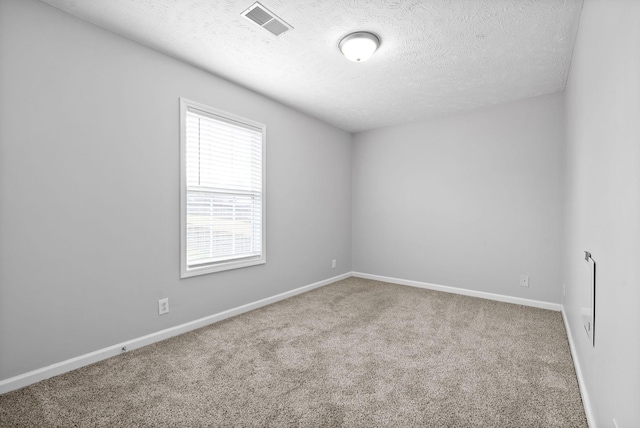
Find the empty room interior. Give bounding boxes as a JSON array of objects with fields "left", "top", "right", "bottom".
[{"left": 0, "top": 0, "right": 639, "bottom": 426}]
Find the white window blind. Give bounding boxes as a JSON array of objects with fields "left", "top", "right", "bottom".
[{"left": 180, "top": 99, "right": 265, "bottom": 277}]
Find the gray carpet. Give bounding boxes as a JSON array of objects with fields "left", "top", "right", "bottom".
[{"left": 0, "top": 277, "right": 587, "bottom": 427}]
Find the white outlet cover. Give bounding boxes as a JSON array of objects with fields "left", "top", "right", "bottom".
[
  {"left": 520, "top": 275, "right": 530, "bottom": 287},
  {"left": 158, "top": 298, "right": 169, "bottom": 315}
]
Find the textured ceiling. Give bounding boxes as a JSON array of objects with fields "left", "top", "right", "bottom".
[{"left": 39, "top": 0, "right": 583, "bottom": 133}]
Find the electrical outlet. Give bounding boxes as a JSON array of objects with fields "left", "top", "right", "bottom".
[
  {"left": 520, "top": 275, "right": 529, "bottom": 287},
  {"left": 158, "top": 298, "right": 169, "bottom": 315},
  {"left": 331, "top": 259, "right": 337, "bottom": 268}
]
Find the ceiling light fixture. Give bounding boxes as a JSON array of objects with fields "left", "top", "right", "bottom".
[{"left": 339, "top": 32, "right": 380, "bottom": 62}]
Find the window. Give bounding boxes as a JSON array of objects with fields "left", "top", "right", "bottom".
[{"left": 180, "top": 98, "right": 265, "bottom": 277}]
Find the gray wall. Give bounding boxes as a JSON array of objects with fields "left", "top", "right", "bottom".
[
  {"left": 352, "top": 94, "right": 565, "bottom": 303},
  {"left": 563, "top": 0, "right": 640, "bottom": 425},
  {"left": 4, "top": 4, "right": 639, "bottom": 424},
  {"left": 0, "top": 0, "right": 352, "bottom": 380}
]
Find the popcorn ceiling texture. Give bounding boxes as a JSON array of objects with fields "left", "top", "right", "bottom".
[{"left": 40, "top": 0, "right": 583, "bottom": 132}]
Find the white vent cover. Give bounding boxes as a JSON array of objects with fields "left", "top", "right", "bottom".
[{"left": 241, "top": 2, "right": 292, "bottom": 37}]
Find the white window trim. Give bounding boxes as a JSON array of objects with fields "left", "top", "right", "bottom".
[{"left": 180, "top": 98, "right": 266, "bottom": 278}]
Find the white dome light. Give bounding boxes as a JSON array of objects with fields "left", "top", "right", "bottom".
[{"left": 339, "top": 32, "right": 380, "bottom": 62}]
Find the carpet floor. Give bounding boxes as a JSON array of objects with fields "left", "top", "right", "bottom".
[{"left": 0, "top": 277, "right": 587, "bottom": 427}]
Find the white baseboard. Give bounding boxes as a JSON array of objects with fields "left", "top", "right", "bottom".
[
  {"left": 0, "top": 272, "right": 351, "bottom": 395},
  {"left": 352, "top": 272, "right": 563, "bottom": 311},
  {"left": 562, "top": 307, "right": 596, "bottom": 428}
]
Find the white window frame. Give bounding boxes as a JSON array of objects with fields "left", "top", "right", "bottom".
[{"left": 180, "top": 98, "right": 266, "bottom": 278}]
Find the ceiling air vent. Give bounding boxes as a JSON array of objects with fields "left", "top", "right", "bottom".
[{"left": 241, "top": 2, "right": 292, "bottom": 37}]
